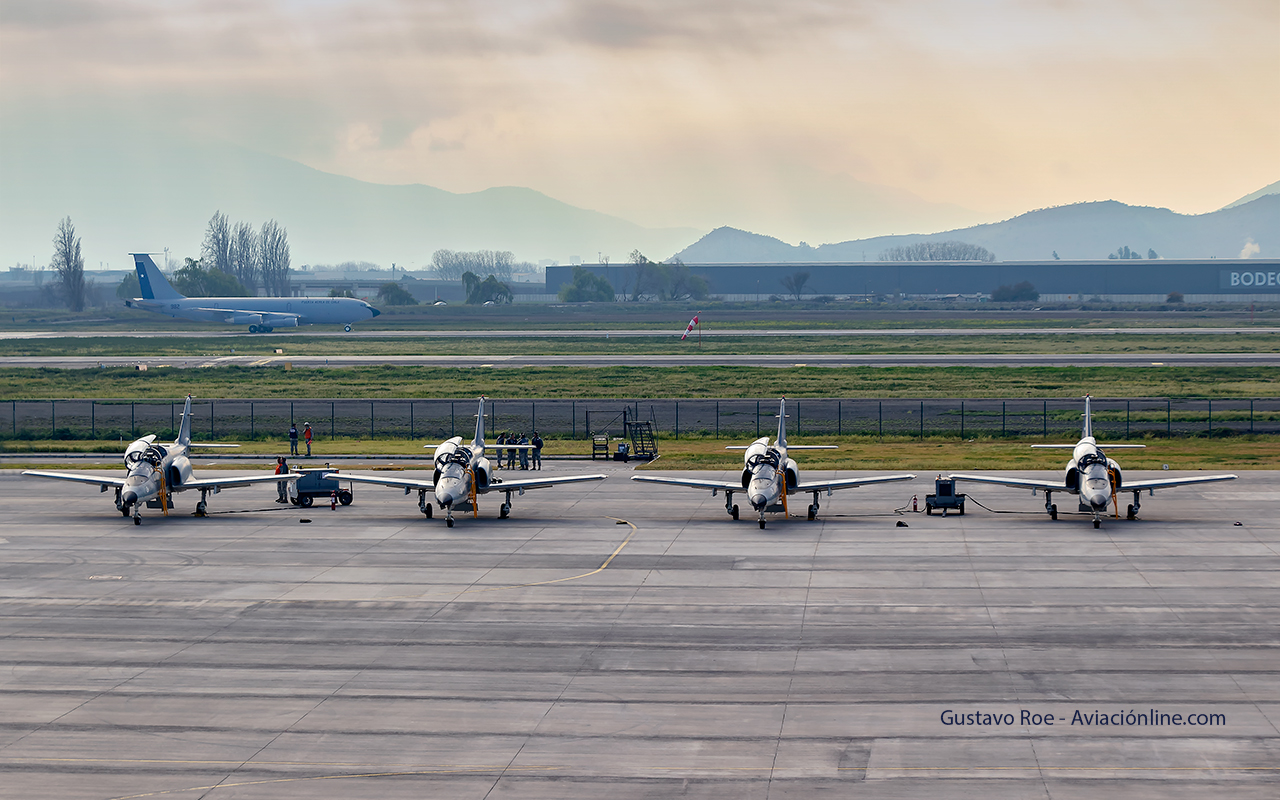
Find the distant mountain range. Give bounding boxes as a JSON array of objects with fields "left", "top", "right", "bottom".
[
  {"left": 0, "top": 129, "right": 698, "bottom": 269},
  {"left": 675, "top": 192, "right": 1280, "bottom": 263},
  {"left": 3, "top": 120, "right": 1274, "bottom": 269}
]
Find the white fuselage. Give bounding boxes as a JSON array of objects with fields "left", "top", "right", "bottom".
[
  {"left": 120, "top": 438, "right": 193, "bottom": 509},
  {"left": 1066, "top": 437, "right": 1118, "bottom": 509},
  {"left": 741, "top": 437, "right": 797, "bottom": 511},
  {"left": 126, "top": 296, "right": 378, "bottom": 327},
  {"left": 431, "top": 437, "right": 492, "bottom": 509}
]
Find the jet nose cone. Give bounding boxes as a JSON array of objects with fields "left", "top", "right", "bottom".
[
  {"left": 122, "top": 490, "right": 138, "bottom": 505},
  {"left": 370, "top": 306, "right": 381, "bottom": 317},
  {"left": 748, "top": 493, "right": 768, "bottom": 509}
]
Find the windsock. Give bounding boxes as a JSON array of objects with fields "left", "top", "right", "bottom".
[{"left": 680, "top": 314, "right": 700, "bottom": 340}]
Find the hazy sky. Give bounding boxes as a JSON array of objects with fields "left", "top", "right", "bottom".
[{"left": 3, "top": 0, "right": 1277, "bottom": 243}]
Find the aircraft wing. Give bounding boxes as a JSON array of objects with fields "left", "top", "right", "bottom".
[
  {"left": 794, "top": 473, "right": 917, "bottom": 493},
  {"left": 630, "top": 475, "right": 742, "bottom": 493},
  {"left": 188, "top": 306, "right": 301, "bottom": 324},
  {"left": 1121, "top": 473, "right": 1238, "bottom": 492},
  {"left": 482, "top": 474, "right": 606, "bottom": 493},
  {"left": 179, "top": 472, "right": 305, "bottom": 491},
  {"left": 948, "top": 473, "right": 1065, "bottom": 492},
  {"left": 323, "top": 473, "right": 434, "bottom": 492},
  {"left": 22, "top": 470, "right": 127, "bottom": 488}
]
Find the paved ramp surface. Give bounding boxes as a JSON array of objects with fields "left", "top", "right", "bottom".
[{"left": 0, "top": 466, "right": 1276, "bottom": 798}]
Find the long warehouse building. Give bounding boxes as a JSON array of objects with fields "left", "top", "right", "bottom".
[{"left": 547, "top": 258, "right": 1280, "bottom": 302}]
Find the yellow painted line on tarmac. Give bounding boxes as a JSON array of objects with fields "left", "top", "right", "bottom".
[
  {"left": 450, "top": 516, "right": 637, "bottom": 595},
  {"left": 274, "top": 517, "right": 638, "bottom": 603}
]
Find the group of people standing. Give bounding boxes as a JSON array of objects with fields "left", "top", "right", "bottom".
[
  {"left": 493, "top": 431, "right": 543, "bottom": 470},
  {"left": 288, "top": 422, "right": 313, "bottom": 456}
]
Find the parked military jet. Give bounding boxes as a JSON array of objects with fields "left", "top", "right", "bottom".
[
  {"left": 326, "top": 397, "right": 605, "bottom": 527},
  {"left": 23, "top": 396, "right": 300, "bottom": 524},
  {"left": 125, "top": 253, "right": 380, "bottom": 332},
  {"left": 632, "top": 398, "right": 915, "bottom": 528},
  {"left": 949, "top": 396, "right": 1237, "bottom": 527}
]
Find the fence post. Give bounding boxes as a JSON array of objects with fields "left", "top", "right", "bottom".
[
  {"left": 1002, "top": 401, "right": 1006, "bottom": 437},
  {"left": 1042, "top": 400, "right": 1047, "bottom": 438},
  {"left": 919, "top": 401, "right": 924, "bottom": 440},
  {"left": 715, "top": 400, "right": 719, "bottom": 439},
  {"left": 532, "top": 401, "right": 536, "bottom": 434},
  {"left": 170, "top": 403, "right": 174, "bottom": 436},
  {"left": 370, "top": 401, "right": 374, "bottom": 438},
  {"left": 1208, "top": 398, "right": 1212, "bottom": 434},
  {"left": 960, "top": 401, "right": 964, "bottom": 439},
  {"left": 131, "top": 402, "right": 135, "bottom": 438},
  {"left": 796, "top": 401, "right": 800, "bottom": 436},
  {"left": 251, "top": 402, "right": 255, "bottom": 439},
  {"left": 1250, "top": 399, "right": 1254, "bottom": 433},
  {"left": 410, "top": 401, "right": 414, "bottom": 439},
  {"left": 573, "top": 400, "right": 576, "bottom": 439},
  {"left": 211, "top": 400, "right": 215, "bottom": 439},
  {"left": 331, "top": 401, "right": 335, "bottom": 440},
  {"left": 50, "top": 400, "right": 54, "bottom": 436},
  {"left": 838, "top": 401, "right": 842, "bottom": 436},
  {"left": 675, "top": 400, "right": 679, "bottom": 440},
  {"left": 756, "top": 400, "right": 760, "bottom": 437},
  {"left": 91, "top": 401, "right": 95, "bottom": 438},
  {"left": 291, "top": 401, "right": 295, "bottom": 426},
  {"left": 879, "top": 401, "right": 883, "bottom": 439},
  {"left": 451, "top": 402, "right": 455, "bottom": 437},
  {"left": 1126, "top": 400, "right": 1130, "bottom": 438},
  {"left": 1167, "top": 399, "right": 1170, "bottom": 436}
]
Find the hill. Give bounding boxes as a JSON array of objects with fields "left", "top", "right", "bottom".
[
  {"left": 675, "top": 196, "right": 1279, "bottom": 263},
  {"left": 0, "top": 129, "right": 699, "bottom": 269}
]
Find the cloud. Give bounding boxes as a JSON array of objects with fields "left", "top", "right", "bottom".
[
  {"left": 1240, "top": 239, "right": 1261, "bottom": 258},
  {"left": 1, "top": 0, "right": 1276, "bottom": 242}
]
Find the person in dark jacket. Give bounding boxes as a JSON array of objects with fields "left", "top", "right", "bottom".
[{"left": 531, "top": 432, "right": 543, "bottom": 470}]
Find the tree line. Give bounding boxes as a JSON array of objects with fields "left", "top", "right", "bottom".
[{"left": 197, "top": 211, "right": 292, "bottom": 296}]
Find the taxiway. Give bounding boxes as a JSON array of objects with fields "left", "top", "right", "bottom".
[{"left": 0, "top": 466, "right": 1276, "bottom": 798}]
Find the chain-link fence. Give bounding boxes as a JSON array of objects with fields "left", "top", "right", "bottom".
[{"left": 4, "top": 397, "right": 1279, "bottom": 442}]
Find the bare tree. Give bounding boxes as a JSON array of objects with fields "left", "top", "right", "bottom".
[
  {"left": 258, "top": 220, "right": 291, "bottom": 297},
  {"left": 780, "top": 271, "right": 810, "bottom": 300},
  {"left": 879, "top": 241, "right": 996, "bottom": 262},
  {"left": 200, "top": 212, "right": 233, "bottom": 275},
  {"left": 430, "top": 249, "right": 515, "bottom": 281},
  {"left": 51, "top": 216, "right": 87, "bottom": 311},
  {"left": 229, "top": 221, "right": 259, "bottom": 294}
]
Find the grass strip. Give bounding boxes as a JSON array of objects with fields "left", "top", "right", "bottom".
[{"left": 0, "top": 365, "right": 1277, "bottom": 400}]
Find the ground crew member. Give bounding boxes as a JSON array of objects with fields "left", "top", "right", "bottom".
[{"left": 303, "top": 422, "right": 313, "bottom": 456}]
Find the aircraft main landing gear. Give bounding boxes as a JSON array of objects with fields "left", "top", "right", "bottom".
[
  {"left": 1045, "top": 491, "right": 1058, "bottom": 520},
  {"left": 419, "top": 490, "right": 433, "bottom": 518},
  {"left": 807, "top": 491, "right": 821, "bottom": 521},
  {"left": 1127, "top": 491, "right": 1141, "bottom": 520},
  {"left": 725, "top": 491, "right": 738, "bottom": 520}
]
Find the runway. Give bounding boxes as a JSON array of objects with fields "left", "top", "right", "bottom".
[
  {"left": 5, "top": 352, "right": 1280, "bottom": 368},
  {"left": 0, "top": 326, "right": 1277, "bottom": 340},
  {"left": 1, "top": 465, "right": 1276, "bottom": 798}
]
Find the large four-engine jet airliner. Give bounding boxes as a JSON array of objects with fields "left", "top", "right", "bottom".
[
  {"left": 949, "top": 396, "right": 1237, "bottom": 527},
  {"left": 632, "top": 398, "right": 915, "bottom": 528},
  {"left": 327, "top": 397, "right": 607, "bottom": 527},
  {"left": 22, "top": 396, "right": 300, "bottom": 524},
  {"left": 124, "top": 253, "right": 380, "bottom": 333}
]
